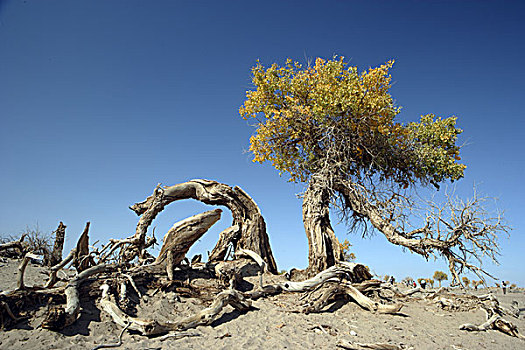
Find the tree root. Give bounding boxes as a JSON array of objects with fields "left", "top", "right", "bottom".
[
  {"left": 337, "top": 339, "right": 406, "bottom": 349},
  {"left": 17, "top": 252, "right": 41, "bottom": 290},
  {"left": 42, "top": 264, "right": 117, "bottom": 330},
  {"left": 303, "top": 282, "right": 402, "bottom": 314},
  {"left": 91, "top": 322, "right": 131, "bottom": 350},
  {"left": 98, "top": 283, "right": 252, "bottom": 336},
  {"left": 458, "top": 295, "right": 525, "bottom": 339}
]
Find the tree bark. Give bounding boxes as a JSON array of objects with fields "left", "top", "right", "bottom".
[
  {"left": 48, "top": 222, "right": 66, "bottom": 267},
  {"left": 302, "top": 179, "right": 343, "bottom": 275},
  {"left": 73, "top": 222, "right": 92, "bottom": 272},
  {"left": 130, "top": 179, "right": 277, "bottom": 274}
]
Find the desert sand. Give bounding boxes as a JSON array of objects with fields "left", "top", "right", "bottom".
[{"left": 1, "top": 257, "right": 524, "bottom": 350}]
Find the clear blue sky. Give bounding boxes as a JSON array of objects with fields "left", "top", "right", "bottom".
[{"left": 1, "top": 0, "right": 523, "bottom": 286}]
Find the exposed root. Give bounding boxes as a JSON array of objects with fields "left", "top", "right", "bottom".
[
  {"left": 337, "top": 339, "right": 406, "bottom": 349},
  {"left": 42, "top": 264, "right": 117, "bottom": 330},
  {"left": 98, "top": 283, "right": 252, "bottom": 336},
  {"left": 17, "top": 252, "right": 41, "bottom": 290},
  {"left": 91, "top": 322, "right": 131, "bottom": 350}
]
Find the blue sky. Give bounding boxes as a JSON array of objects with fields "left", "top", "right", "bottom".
[{"left": 1, "top": 0, "right": 523, "bottom": 286}]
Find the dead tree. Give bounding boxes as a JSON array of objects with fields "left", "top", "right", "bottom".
[
  {"left": 0, "top": 234, "right": 28, "bottom": 258},
  {"left": 48, "top": 222, "right": 66, "bottom": 267},
  {"left": 128, "top": 179, "right": 277, "bottom": 273},
  {"left": 151, "top": 209, "right": 222, "bottom": 280}
]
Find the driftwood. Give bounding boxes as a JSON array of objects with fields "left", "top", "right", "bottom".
[
  {"left": 129, "top": 180, "right": 277, "bottom": 273},
  {"left": 16, "top": 252, "right": 42, "bottom": 290},
  {"left": 155, "top": 209, "right": 221, "bottom": 279},
  {"left": 98, "top": 283, "right": 251, "bottom": 336},
  {"left": 45, "top": 248, "right": 77, "bottom": 288},
  {"left": 42, "top": 264, "right": 116, "bottom": 330},
  {"left": 456, "top": 292, "right": 525, "bottom": 339},
  {"left": 303, "top": 282, "right": 402, "bottom": 314},
  {"left": 337, "top": 339, "right": 404, "bottom": 350}
]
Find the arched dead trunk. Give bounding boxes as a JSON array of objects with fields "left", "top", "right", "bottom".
[
  {"left": 129, "top": 179, "right": 278, "bottom": 274},
  {"left": 302, "top": 180, "right": 343, "bottom": 275}
]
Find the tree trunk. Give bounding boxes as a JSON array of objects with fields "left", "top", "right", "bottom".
[
  {"left": 130, "top": 179, "right": 277, "bottom": 274},
  {"left": 302, "top": 180, "right": 343, "bottom": 275},
  {"left": 155, "top": 209, "right": 222, "bottom": 279},
  {"left": 48, "top": 222, "right": 66, "bottom": 267}
]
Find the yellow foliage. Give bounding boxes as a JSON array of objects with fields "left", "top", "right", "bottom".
[{"left": 241, "top": 56, "right": 466, "bottom": 186}]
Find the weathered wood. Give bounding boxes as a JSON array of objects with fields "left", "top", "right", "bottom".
[
  {"left": 155, "top": 209, "right": 222, "bottom": 265},
  {"left": 98, "top": 283, "right": 252, "bottom": 336},
  {"left": 176, "top": 288, "right": 251, "bottom": 330},
  {"left": 45, "top": 248, "right": 77, "bottom": 288},
  {"left": 130, "top": 180, "right": 277, "bottom": 273},
  {"left": 279, "top": 262, "right": 371, "bottom": 292},
  {"left": 303, "top": 281, "right": 402, "bottom": 314},
  {"left": 0, "top": 234, "right": 28, "bottom": 258},
  {"left": 42, "top": 264, "right": 116, "bottom": 330},
  {"left": 337, "top": 339, "right": 404, "bottom": 350},
  {"left": 235, "top": 248, "right": 266, "bottom": 288},
  {"left": 16, "top": 252, "right": 41, "bottom": 290},
  {"left": 74, "top": 222, "right": 92, "bottom": 272},
  {"left": 48, "top": 222, "right": 66, "bottom": 267}
]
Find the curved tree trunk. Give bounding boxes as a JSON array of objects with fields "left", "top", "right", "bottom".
[
  {"left": 130, "top": 179, "right": 277, "bottom": 274},
  {"left": 302, "top": 179, "right": 343, "bottom": 275}
]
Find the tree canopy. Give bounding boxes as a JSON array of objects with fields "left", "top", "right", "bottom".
[{"left": 241, "top": 57, "right": 465, "bottom": 188}]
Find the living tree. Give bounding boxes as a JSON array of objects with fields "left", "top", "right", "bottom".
[
  {"left": 340, "top": 239, "right": 356, "bottom": 261},
  {"left": 241, "top": 56, "right": 508, "bottom": 282},
  {"left": 434, "top": 270, "right": 448, "bottom": 287},
  {"left": 462, "top": 276, "right": 470, "bottom": 289}
]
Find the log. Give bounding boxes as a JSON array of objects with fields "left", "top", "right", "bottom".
[{"left": 129, "top": 180, "right": 277, "bottom": 273}]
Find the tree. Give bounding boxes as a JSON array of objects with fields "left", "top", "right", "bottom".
[
  {"left": 340, "top": 239, "right": 356, "bottom": 262},
  {"left": 402, "top": 276, "right": 414, "bottom": 286},
  {"left": 462, "top": 276, "right": 470, "bottom": 289},
  {"left": 471, "top": 280, "right": 483, "bottom": 290},
  {"left": 428, "top": 279, "right": 435, "bottom": 288},
  {"left": 434, "top": 271, "right": 448, "bottom": 287},
  {"left": 241, "top": 56, "right": 509, "bottom": 278}
]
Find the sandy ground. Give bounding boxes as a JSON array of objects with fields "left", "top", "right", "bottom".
[{"left": 1, "top": 258, "right": 524, "bottom": 350}]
